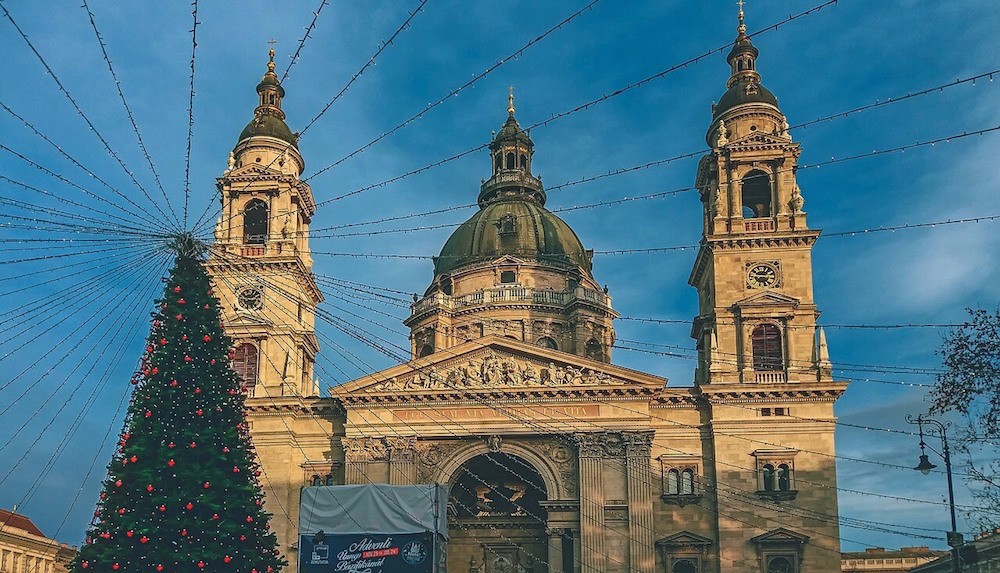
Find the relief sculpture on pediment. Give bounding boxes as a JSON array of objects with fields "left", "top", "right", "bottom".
[{"left": 370, "top": 350, "right": 626, "bottom": 391}]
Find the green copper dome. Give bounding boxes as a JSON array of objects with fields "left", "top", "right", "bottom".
[
  {"left": 237, "top": 115, "right": 298, "bottom": 147},
  {"left": 713, "top": 81, "right": 779, "bottom": 119},
  {"left": 434, "top": 198, "right": 592, "bottom": 276}
]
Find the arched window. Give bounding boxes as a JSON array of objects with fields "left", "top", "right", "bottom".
[
  {"left": 751, "top": 324, "right": 783, "bottom": 371},
  {"left": 680, "top": 469, "right": 695, "bottom": 495},
  {"left": 768, "top": 557, "right": 793, "bottom": 573},
  {"left": 243, "top": 199, "right": 268, "bottom": 244},
  {"left": 494, "top": 154, "right": 502, "bottom": 173},
  {"left": 666, "top": 469, "right": 679, "bottom": 495},
  {"left": 232, "top": 343, "right": 259, "bottom": 390},
  {"left": 311, "top": 475, "right": 322, "bottom": 486},
  {"left": 505, "top": 152, "right": 515, "bottom": 170},
  {"left": 777, "top": 464, "right": 791, "bottom": 491},
  {"left": 325, "top": 474, "right": 335, "bottom": 486},
  {"left": 418, "top": 344, "right": 434, "bottom": 358},
  {"left": 673, "top": 559, "right": 697, "bottom": 573},
  {"left": 762, "top": 464, "right": 775, "bottom": 492},
  {"left": 585, "top": 339, "right": 604, "bottom": 361},
  {"left": 519, "top": 154, "right": 528, "bottom": 170},
  {"left": 738, "top": 59, "right": 746, "bottom": 71},
  {"left": 536, "top": 337, "right": 558, "bottom": 350},
  {"left": 741, "top": 169, "right": 772, "bottom": 218}
]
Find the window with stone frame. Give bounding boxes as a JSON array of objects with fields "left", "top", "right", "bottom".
[
  {"left": 656, "top": 531, "right": 712, "bottom": 573},
  {"left": 750, "top": 528, "right": 810, "bottom": 573},
  {"left": 659, "top": 456, "right": 703, "bottom": 506},
  {"left": 753, "top": 450, "right": 798, "bottom": 501}
]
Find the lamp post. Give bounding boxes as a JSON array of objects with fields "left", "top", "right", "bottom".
[{"left": 906, "top": 414, "right": 962, "bottom": 573}]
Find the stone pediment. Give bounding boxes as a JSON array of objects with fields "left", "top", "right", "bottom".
[
  {"left": 750, "top": 527, "right": 810, "bottom": 546},
  {"left": 729, "top": 131, "right": 797, "bottom": 150},
  {"left": 224, "top": 312, "right": 274, "bottom": 329},
  {"left": 491, "top": 255, "right": 529, "bottom": 266},
  {"left": 734, "top": 290, "right": 800, "bottom": 309},
  {"left": 655, "top": 531, "right": 713, "bottom": 549},
  {"left": 334, "top": 335, "right": 665, "bottom": 403}
]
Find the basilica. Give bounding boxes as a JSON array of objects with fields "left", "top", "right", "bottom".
[{"left": 205, "top": 10, "right": 846, "bottom": 573}]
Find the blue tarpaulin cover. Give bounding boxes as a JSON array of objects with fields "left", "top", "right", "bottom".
[{"left": 298, "top": 484, "right": 448, "bottom": 539}]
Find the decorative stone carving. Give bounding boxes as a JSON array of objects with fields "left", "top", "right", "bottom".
[
  {"left": 622, "top": 431, "right": 654, "bottom": 458},
  {"left": 574, "top": 432, "right": 631, "bottom": 458},
  {"left": 343, "top": 437, "right": 389, "bottom": 462},
  {"left": 789, "top": 185, "right": 805, "bottom": 213},
  {"left": 486, "top": 435, "right": 503, "bottom": 453},
  {"left": 717, "top": 120, "right": 729, "bottom": 146},
  {"left": 371, "top": 351, "right": 626, "bottom": 391},
  {"left": 387, "top": 437, "right": 417, "bottom": 461}
]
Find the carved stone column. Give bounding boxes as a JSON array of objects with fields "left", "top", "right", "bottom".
[
  {"left": 388, "top": 437, "right": 417, "bottom": 485},
  {"left": 546, "top": 528, "right": 563, "bottom": 573},
  {"left": 342, "top": 437, "right": 387, "bottom": 484},
  {"left": 574, "top": 433, "right": 606, "bottom": 573},
  {"left": 624, "top": 431, "right": 655, "bottom": 573}
]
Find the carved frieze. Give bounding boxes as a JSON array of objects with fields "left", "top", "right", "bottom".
[
  {"left": 343, "top": 437, "right": 389, "bottom": 462},
  {"left": 574, "top": 432, "right": 635, "bottom": 458},
  {"left": 371, "top": 350, "right": 626, "bottom": 391}
]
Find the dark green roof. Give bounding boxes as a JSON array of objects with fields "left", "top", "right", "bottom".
[
  {"left": 435, "top": 198, "right": 590, "bottom": 276},
  {"left": 713, "top": 81, "right": 779, "bottom": 119},
  {"left": 237, "top": 114, "right": 297, "bottom": 147}
]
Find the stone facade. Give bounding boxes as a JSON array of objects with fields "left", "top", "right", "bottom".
[
  {"left": 0, "top": 509, "right": 75, "bottom": 573},
  {"left": 211, "top": 14, "right": 848, "bottom": 573}
]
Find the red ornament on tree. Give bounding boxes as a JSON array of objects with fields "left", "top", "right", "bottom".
[
  {"left": 178, "top": 298, "right": 186, "bottom": 305},
  {"left": 173, "top": 286, "right": 181, "bottom": 293},
  {"left": 147, "top": 484, "right": 154, "bottom": 492},
  {"left": 167, "top": 459, "right": 175, "bottom": 467},
  {"left": 203, "top": 482, "right": 210, "bottom": 489},
  {"left": 112, "top": 564, "right": 119, "bottom": 570},
  {"left": 114, "top": 479, "right": 122, "bottom": 487},
  {"left": 195, "top": 409, "right": 204, "bottom": 416},
  {"left": 140, "top": 536, "right": 149, "bottom": 544},
  {"left": 197, "top": 562, "right": 205, "bottom": 569},
  {"left": 130, "top": 455, "right": 138, "bottom": 463},
  {"left": 185, "top": 502, "right": 194, "bottom": 510},
  {"left": 203, "top": 335, "right": 211, "bottom": 342},
  {"left": 184, "top": 355, "right": 192, "bottom": 362},
  {"left": 176, "top": 314, "right": 183, "bottom": 321},
  {"left": 224, "top": 556, "right": 232, "bottom": 563},
  {"left": 160, "top": 338, "right": 168, "bottom": 346},
  {"left": 126, "top": 531, "right": 133, "bottom": 537}
]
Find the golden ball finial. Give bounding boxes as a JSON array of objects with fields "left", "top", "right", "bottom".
[
  {"left": 267, "top": 39, "right": 277, "bottom": 72},
  {"left": 508, "top": 86, "right": 515, "bottom": 116}
]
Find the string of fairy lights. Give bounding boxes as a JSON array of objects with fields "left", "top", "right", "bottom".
[
  {"left": 201, "top": 251, "right": 958, "bottom": 561},
  {"left": 0, "top": 0, "right": 996, "bottom": 562}
]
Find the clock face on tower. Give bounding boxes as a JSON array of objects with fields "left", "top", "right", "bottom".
[
  {"left": 236, "top": 287, "right": 264, "bottom": 311},
  {"left": 746, "top": 262, "right": 780, "bottom": 289}
]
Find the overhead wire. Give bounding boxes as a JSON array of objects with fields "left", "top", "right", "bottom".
[
  {"left": 80, "top": 0, "right": 179, "bottom": 229},
  {"left": 303, "top": 0, "right": 600, "bottom": 181},
  {"left": 279, "top": 0, "right": 331, "bottom": 83},
  {"left": 298, "top": 0, "right": 430, "bottom": 133},
  {"left": 0, "top": 3, "right": 176, "bottom": 231},
  {"left": 182, "top": 0, "right": 200, "bottom": 227}
]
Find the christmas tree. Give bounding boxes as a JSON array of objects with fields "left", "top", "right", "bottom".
[{"left": 72, "top": 236, "right": 285, "bottom": 573}]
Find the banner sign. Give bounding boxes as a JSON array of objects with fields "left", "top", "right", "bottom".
[{"left": 299, "top": 532, "right": 433, "bottom": 573}]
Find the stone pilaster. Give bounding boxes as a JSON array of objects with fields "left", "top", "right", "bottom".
[
  {"left": 546, "top": 528, "right": 563, "bottom": 573},
  {"left": 388, "top": 437, "right": 417, "bottom": 485},
  {"left": 342, "top": 437, "right": 388, "bottom": 485},
  {"left": 575, "top": 433, "right": 606, "bottom": 573},
  {"left": 624, "top": 431, "right": 655, "bottom": 573}
]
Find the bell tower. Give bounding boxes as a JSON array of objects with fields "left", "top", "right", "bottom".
[
  {"left": 690, "top": 8, "right": 847, "bottom": 573},
  {"left": 689, "top": 5, "right": 832, "bottom": 386},
  {"left": 206, "top": 48, "right": 322, "bottom": 398}
]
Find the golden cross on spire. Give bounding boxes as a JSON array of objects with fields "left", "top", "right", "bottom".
[
  {"left": 267, "top": 38, "right": 277, "bottom": 61},
  {"left": 507, "top": 86, "right": 515, "bottom": 115},
  {"left": 736, "top": 0, "right": 747, "bottom": 34}
]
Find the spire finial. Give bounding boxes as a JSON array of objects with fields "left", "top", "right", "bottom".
[
  {"left": 507, "top": 86, "right": 515, "bottom": 116},
  {"left": 737, "top": 0, "right": 746, "bottom": 34},
  {"left": 267, "top": 39, "right": 277, "bottom": 73}
]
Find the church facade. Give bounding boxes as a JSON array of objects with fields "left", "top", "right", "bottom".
[{"left": 207, "top": 13, "right": 847, "bottom": 573}]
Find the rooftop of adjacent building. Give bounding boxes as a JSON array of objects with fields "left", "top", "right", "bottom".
[
  {"left": 0, "top": 508, "right": 46, "bottom": 538},
  {"left": 842, "top": 547, "right": 949, "bottom": 560}
]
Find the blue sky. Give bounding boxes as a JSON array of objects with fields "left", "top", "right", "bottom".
[{"left": 1, "top": 0, "right": 998, "bottom": 553}]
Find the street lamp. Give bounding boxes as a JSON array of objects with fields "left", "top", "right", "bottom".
[{"left": 906, "top": 414, "right": 962, "bottom": 573}]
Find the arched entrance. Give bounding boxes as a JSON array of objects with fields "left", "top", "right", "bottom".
[{"left": 448, "top": 453, "right": 548, "bottom": 573}]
